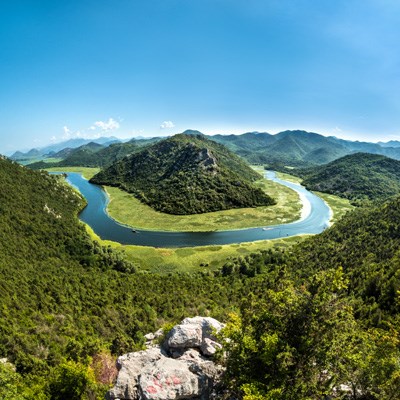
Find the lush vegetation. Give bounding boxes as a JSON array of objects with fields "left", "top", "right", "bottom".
[
  {"left": 216, "top": 194, "right": 400, "bottom": 399},
  {"left": 90, "top": 133, "right": 276, "bottom": 215},
  {"left": 298, "top": 153, "right": 400, "bottom": 201},
  {"left": 2, "top": 151, "right": 400, "bottom": 399},
  {"left": 212, "top": 130, "right": 400, "bottom": 166},
  {"left": 103, "top": 173, "right": 300, "bottom": 231},
  {"left": 27, "top": 142, "right": 140, "bottom": 170},
  {"left": 0, "top": 156, "right": 255, "bottom": 398}
]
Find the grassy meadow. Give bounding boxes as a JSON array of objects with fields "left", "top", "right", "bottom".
[{"left": 45, "top": 165, "right": 352, "bottom": 273}]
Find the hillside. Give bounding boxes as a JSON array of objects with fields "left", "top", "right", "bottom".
[
  {"left": 0, "top": 156, "right": 255, "bottom": 397},
  {"left": 91, "top": 134, "right": 275, "bottom": 215},
  {"left": 299, "top": 153, "right": 400, "bottom": 201},
  {"left": 10, "top": 137, "right": 120, "bottom": 160},
  {"left": 211, "top": 130, "right": 350, "bottom": 166},
  {"left": 1, "top": 154, "right": 400, "bottom": 399},
  {"left": 211, "top": 130, "right": 400, "bottom": 166}
]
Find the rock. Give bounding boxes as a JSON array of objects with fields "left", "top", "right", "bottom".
[
  {"left": 181, "top": 317, "right": 223, "bottom": 341},
  {"left": 106, "top": 347, "right": 163, "bottom": 400},
  {"left": 165, "top": 316, "right": 224, "bottom": 356},
  {"left": 144, "top": 332, "right": 155, "bottom": 341},
  {"left": 166, "top": 324, "right": 203, "bottom": 350},
  {"left": 200, "top": 338, "right": 222, "bottom": 357},
  {"left": 139, "top": 357, "right": 202, "bottom": 400},
  {"left": 107, "top": 317, "right": 225, "bottom": 400}
]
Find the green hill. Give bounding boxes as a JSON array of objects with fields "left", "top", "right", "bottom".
[
  {"left": 211, "top": 130, "right": 350, "bottom": 166},
  {"left": 1, "top": 154, "right": 400, "bottom": 399},
  {"left": 0, "top": 156, "right": 247, "bottom": 397},
  {"left": 90, "top": 133, "right": 275, "bottom": 215},
  {"left": 218, "top": 194, "right": 400, "bottom": 399},
  {"left": 299, "top": 153, "right": 400, "bottom": 201}
]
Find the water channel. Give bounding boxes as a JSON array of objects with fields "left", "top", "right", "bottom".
[{"left": 65, "top": 171, "right": 332, "bottom": 247}]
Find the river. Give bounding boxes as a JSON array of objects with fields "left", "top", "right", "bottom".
[{"left": 65, "top": 171, "right": 331, "bottom": 248}]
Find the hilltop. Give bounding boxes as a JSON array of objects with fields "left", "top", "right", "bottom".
[
  {"left": 298, "top": 153, "right": 400, "bottom": 201},
  {"left": 211, "top": 130, "right": 400, "bottom": 166},
  {"left": 90, "top": 133, "right": 275, "bottom": 215}
]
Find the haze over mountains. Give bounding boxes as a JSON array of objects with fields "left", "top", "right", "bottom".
[{"left": 12, "top": 129, "right": 400, "bottom": 168}]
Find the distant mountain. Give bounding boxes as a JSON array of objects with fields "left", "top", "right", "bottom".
[
  {"left": 378, "top": 140, "right": 400, "bottom": 148},
  {"left": 90, "top": 133, "right": 275, "bottom": 215},
  {"left": 27, "top": 141, "right": 141, "bottom": 170},
  {"left": 210, "top": 130, "right": 400, "bottom": 167},
  {"left": 10, "top": 136, "right": 120, "bottom": 160},
  {"left": 211, "top": 130, "right": 349, "bottom": 166},
  {"left": 299, "top": 153, "right": 400, "bottom": 201}
]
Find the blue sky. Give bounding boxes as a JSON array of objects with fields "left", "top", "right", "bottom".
[{"left": 1, "top": 0, "right": 400, "bottom": 153}]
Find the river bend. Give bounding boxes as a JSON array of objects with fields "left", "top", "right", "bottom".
[{"left": 65, "top": 171, "right": 331, "bottom": 248}]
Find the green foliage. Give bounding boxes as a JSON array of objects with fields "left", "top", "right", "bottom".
[
  {"left": 90, "top": 133, "right": 275, "bottom": 214},
  {"left": 220, "top": 268, "right": 400, "bottom": 399},
  {"left": 220, "top": 269, "right": 359, "bottom": 399},
  {"left": 211, "top": 130, "right": 350, "bottom": 166},
  {"left": 298, "top": 152, "right": 400, "bottom": 201},
  {"left": 48, "top": 360, "right": 95, "bottom": 400},
  {"left": 2, "top": 153, "right": 400, "bottom": 399}
]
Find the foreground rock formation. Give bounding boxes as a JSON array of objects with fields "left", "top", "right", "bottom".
[{"left": 106, "top": 317, "right": 224, "bottom": 400}]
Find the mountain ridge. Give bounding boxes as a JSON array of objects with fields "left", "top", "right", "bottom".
[{"left": 90, "top": 133, "right": 275, "bottom": 215}]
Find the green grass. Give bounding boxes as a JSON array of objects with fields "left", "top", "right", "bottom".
[
  {"left": 316, "top": 192, "right": 354, "bottom": 223},
  {"left": 104, "top": 176, "right": 302, "bottom": 232},
  {"left": 47, "top": 165, "right": 353, "bottom": 274},
  {"left": 85, "top": 224, "right": 306, "bottom": 273}
]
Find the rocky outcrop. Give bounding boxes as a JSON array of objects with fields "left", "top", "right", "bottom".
[{"left": 106, "top": 317, "right": 224, "bottom": 400}]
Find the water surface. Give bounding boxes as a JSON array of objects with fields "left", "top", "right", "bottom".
[{"left": 65, "top": 171, "right": 331, "bottom": 248}]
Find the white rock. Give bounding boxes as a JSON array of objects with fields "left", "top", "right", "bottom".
[
  {"left": 200, "top": 338, "right": 222, "bottom": 357},
  {"left": 139, "top": 357, "right": 201, "bottom": 400},
  {"left": 106, "top": 347, "right": 163, "bottom": 400},
  {"left": 144, "top": 332, "right": 155, "bottom": 341},
  {"left": 166, "top": 323, "right": 203, "bottom": 350}
]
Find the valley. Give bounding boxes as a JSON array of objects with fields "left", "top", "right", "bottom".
[{"left": 1, "top": 131, "right": 399, "bottom": 400}]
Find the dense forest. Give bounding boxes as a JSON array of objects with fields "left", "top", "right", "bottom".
[
  {"left": 90, "top": 133, "right": 275, "bottom": 214},
  {"left": 1, "top": 155, "right": 400, "bottom": 399},
  {"left": 297, "top": 153, "right": 400, "bottom": 201},
  {"left": 27, "top": 142, "right": 141, "bottom": 170}
]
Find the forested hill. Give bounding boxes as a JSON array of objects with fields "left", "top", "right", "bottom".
[
  {"left": 27, "top": 141, "right": 140, "bottom": 169},
  {"left": 90, "top": 133, "right": 275, "bottom": 215},
  {"left": 298, "top": 152, "right": 400, "bottom": 201},
  {"left": 0, "top": 156, "right": 247, "bottom": 398},
  {"left": 218, "top": 194, "right": 400, "bottom": 399}
]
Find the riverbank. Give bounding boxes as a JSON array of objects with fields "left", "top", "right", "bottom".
[
  {"left": 84, "top": 223, "right": 306, "bottom": 273},
  {"left": 48, "top": 166, "right": 303, "bottom": 232}
]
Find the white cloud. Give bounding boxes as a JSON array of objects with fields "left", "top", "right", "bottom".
[
  {"left": 55, "top": 118, "right": 121, "bottom": 144},
  {"left": 62, "top": 126, "right": 71, "bottom": 139},
  {"left": 93, "top": 118, "right": 120, "bottom": 131},
  {"left": 160, "top": 120, "right": 175, "bottom": 129}
]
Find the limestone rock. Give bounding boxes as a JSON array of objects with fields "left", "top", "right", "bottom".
[
  {"left": 106, "top": 347, "right": 163, "bottom": 400},
  {"left": 139, "top": 357, "right": 202, "bottom": 400},
  {"left": 200, "top": 338, "right": 222, "bottom": 357},
  {"left": 165, "top": 316, "right": 224, "bottom": 356},
  {"left": 106, "top": 317, "right": 225, "bottom": 400},
  {"left": 166, "top": 324, "right": 203, "bottom": 350}
]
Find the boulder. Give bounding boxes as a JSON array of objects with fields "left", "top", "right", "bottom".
[
  {"left": 139, "top": 357, "right": 202, "bottom": 400},
  {"left": 106, "top": 317, "right": 225, "bottom": 400},
  {"left": 165, "top": 317, "right": 224, "bottom": 356},
  {"left": 166, "top": 324, "right": 203, "bottom": 350},
  {"left": 106, "top": 347, "right": 163, "bottom": 400}
]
